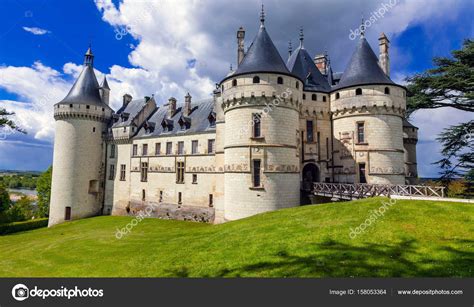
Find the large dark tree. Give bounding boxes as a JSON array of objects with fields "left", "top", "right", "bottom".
[{"left": 406, "top": 39, "right": 473, "bottom": 180}]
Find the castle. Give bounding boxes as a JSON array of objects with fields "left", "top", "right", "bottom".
[{"left": 48, "top": 10, "right": 418, "bottom": 227}]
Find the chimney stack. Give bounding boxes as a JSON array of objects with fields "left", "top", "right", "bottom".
[
  {"left": 168, "top": 97, "right": 177, "bottom": 118},
  {"left": 378, "top": 32, "right": 390, "bottom": 77},
  {"left": 314, "top": 54, "right": 328, "bottom": 75},
  {"left": 184, "top": 93, "right": 192, "bottom": 116},
  {"left": 237, "top": 27, "right": 245, "bottom": 66},
  {"left": 122, "top": 93, "right": 132, "bottom": 107}
]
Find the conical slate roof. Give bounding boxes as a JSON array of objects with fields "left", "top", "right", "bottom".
[
  {"left": 58, "top": 48, "right": 106, "bottom": 106},
  {"left": 287, "top": 46, "right": 330, "bottom": 92},
  {"left": 334, "top": 37, "right": 395, "bottom": 90},
  {"left": 233, "top": 25, "right": 290, "bottom": 76},
  {"left": 101, "top": 76, "right": 110, "bottom": 90}
]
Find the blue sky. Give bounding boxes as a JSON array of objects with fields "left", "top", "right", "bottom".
[{"left": 0, "top": 0, "right": 472, "bottom": 177}]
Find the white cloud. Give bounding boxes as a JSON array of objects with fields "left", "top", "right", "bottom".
[{"left": 22, "top": 26, "right": 50, "bottom": 35}]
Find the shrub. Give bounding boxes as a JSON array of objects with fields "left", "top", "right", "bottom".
[
  {"left": 0, "top": 218, "right": 48, "bottom": 235},
  {"left": 447, "top": 179, "right": 468, "bottom": 198}
]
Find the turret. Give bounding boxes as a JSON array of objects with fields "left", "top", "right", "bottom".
[
  {"left": 99, "top": 76, "right": 110, "bottom": 105},
  {"left": 49, "top": 46, "right": 113, "bottom": 227},
  {"left": 403, "top": 119, "right": 418, "bottom": 184},
  {"left": 220, "top": 6, "right": 302, "bottom": 220}
]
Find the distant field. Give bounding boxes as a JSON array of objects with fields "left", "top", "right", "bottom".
[{"left": 0, "top": 197, "right": 472, "bottom": 277}]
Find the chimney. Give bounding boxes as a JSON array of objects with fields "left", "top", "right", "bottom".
[
  {"left": 122, "top": 93, "right": 132, "bottom": 107},
  {"left": 184, "top": 93, "right": 192, "bottom": 116},
  {"left": 314, "top": 54, "right": 328, "bottom": 75},
  {"left": 168, "top": 97, "right": 177, "bottom": 118},
  {"left": 378, "top": 32, "right": 390, "bottom": 76},
  {"left": 237, "top": 27, "right": 245, "bottom": 66}
]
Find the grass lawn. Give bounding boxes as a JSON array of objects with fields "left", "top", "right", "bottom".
[{"left": 0, "top": 197, "right": 472, "bottom": 277}]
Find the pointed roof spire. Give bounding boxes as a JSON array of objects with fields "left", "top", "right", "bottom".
[
  {"left": 299, "top": 26, "right": 304, "bottom": 48},
  {"left": 101, "top": 76, "right": 110, "bottom": 90},
  {"left": 288, "top": 40, "right": 293, "bottom": 57},
  {"left": 334, "top": 37, "right": 395, "bottom": 90},
  {"left": 260, "top": 4, "right": 265, "bottom": 27}
]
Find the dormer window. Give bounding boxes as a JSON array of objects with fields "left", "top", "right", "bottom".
[
  {"left": 356, "top": 88, "right": 362, "bottom": 95},
  {"left": 277, "top": 77, "right": 283, "bottom": 84},
  {"left": 121, "top": 112, "right": 130, "bottom": 122},
  {"left": 208, "top": 111, "right": 216, "bottom": 128},
  {"left": 232, "top": 79, "right": 237, "bottom": 87},
  {"left": 178, "top": 116, "right": 191, "bottom": 130},
  {"left": 384, "top": 87, "right": 390, "bottom": 95},
  {"left": 143, "top": 121, "right": 155, "bottom": 133},
  {"left": 161, "top": 118, "right": 174, "bottom": 132},
  {"left": 253, "top": 76, "right": 260, "bottom": 84}
]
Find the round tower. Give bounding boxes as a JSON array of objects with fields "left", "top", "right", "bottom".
[
  {"left": 331, "top": 33, "right": 406, "bottom": 185},
  {"left": 49, "top": 47, "right": 113, "bottom": 227},
  {"left": 220, "top": 8, "right": 303, "bottom": 220}
]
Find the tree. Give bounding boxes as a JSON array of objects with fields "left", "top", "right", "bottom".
[
  {"left": 7, "top": 196, "right": 34, "bottom": 222},
  {"left": 36, "top": 166, "right": 52, "bottom": 218},
  {"left": 0, "top": 183, "right": 10, "bottom": 215},
  {"left": 406, "top": 39, "right": 473, "bottom": 180},
  {"left": 0, "top": 108, "right": 26, "bottom": 135}
]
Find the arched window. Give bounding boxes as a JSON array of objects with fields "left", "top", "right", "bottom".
[
  {"left": 323, "top": 96, "right": 327, "bottom": 102},
  {"left": 312, "top": 94, "right": 317, "bottom": 101},
  {"left": 302, "top": 94, "right": 306, "bottom": 100},
  {"left": 277, "top": 77, "right": 283, "bottom": 84},
  {"left": 253, "top": 76, "right": 260, "bottom": 84},
  {"left": 384, "top": 87, "right": 390, "bottom": 95},
  {"left": 335, "top": 93, "right": 340, "bottom": 100},
  {"left": 355, "top": 88, "right": 362, "bottom": 95},
  {"left": 232, "top": 79, "right": 237, "bottom": 87},
  {"left": 296, "top": 81, "right": 299, "bottom": 89}
]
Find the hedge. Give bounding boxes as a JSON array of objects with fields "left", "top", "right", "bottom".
[{"left": 0, "top": 218, "right": 48, "bottom": 235}]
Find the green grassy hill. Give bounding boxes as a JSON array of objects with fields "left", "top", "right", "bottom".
[{"left": 0, "top": 197, "right": 472, "bottom": 277}]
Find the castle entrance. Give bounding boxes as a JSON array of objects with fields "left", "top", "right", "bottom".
[{"left": 302, "top": 163, "right": 320, "bottom": 191}]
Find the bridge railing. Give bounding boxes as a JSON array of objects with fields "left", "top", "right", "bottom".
[{"left": 312, "top": 182, "right": 445, "bottom": 199}]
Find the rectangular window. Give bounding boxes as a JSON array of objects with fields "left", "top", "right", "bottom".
[
  {"left": 142, "top": 189, "right": 146, "bottom": 201},
  {"left": 142, "top": 144, "right": 148, "bottom": 156},
  {"left": 208, "top": 139, "right": 215, "bottom": 154},
  {"left": 110, "top": 144, "right": 116, "bottom": 158},
  {"left": 178, "top": 192, "right": 182, "bottom": 204},
  {"left": 306, "top": 120, "right": 314, "bottom": 142},
  {"left": 178, "top": 141, "right": 184, "bottom": 155},
  {"left": 176, "top": 161, "right": 185, "bottom": 183},
  {"left": 132, "top": 144, "right": 138, "bottom": 156},
  {"left": 120, "top": 164, "right": 126, "bottom": 181},
  {"left": 357, "top": 122, "right": 365, "bottom": 143},
  {"left": 253, "top": 113, "right": 261, "bottom": 137},
  {"left": 252, "top": 160, "right": 261, "bottom": 187},
  {"left": 155, "top": 143, "right": 161, "bottom": 155},
  {"left": 108, "top": 164, "right": 115, "bottom": 180},
  {"left": 141, "top": 162, "right": 148, "bottom": 182},
  {"left": 209, "top": 194, "right": 213, "bottom": 207},
  {"left": 192, "top": 174, "right": 197, "bottom": 184},
  {"left": 166, "top": 142, "right": 172, "bottom": 155},
  {"left": 191, "top": 140, "right": 198, "bottom": 154}
]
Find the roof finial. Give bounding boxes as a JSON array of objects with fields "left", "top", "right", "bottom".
[
  {"left": 230, "top": 63, "right": 233, "bottom": 71},
  {"left": 360, "top": 16, "right": 366, "bottom": 38},
  {"left": 288, "top": 40, "right": 293, "bottom": 56},
  {"left": 84, "top": 44, "right": 94, "bottom": 66},
  {"left": 299, "top": 26, "right": 304, "bottom": 48},
  {"left": 260, "top": 4, "right": 265, "bottom": 27}
]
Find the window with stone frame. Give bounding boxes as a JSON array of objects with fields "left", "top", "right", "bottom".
[
  {"left": 208, "top": 139, "right": 215, "bottom": 154},
  {"left": 132, "top": 144, "right": 138, "bottom": 156},
  {"left": 357, "top": 122, "right": 365, "bottom": 144},
  {"left": 141, "top": 162, "right": 148, "bottom": 182},
  {"left": 166, "top": 142, "right": 172, "bottom": 155},
  {"left": 177, "top": 141, "right": 184, "bottom": 155},
  {"left": 306, "top": 120, "right": 314, "bottom": 143},
  {"left": 110, "top": 144, "right": 116, "bottom": 158},
  {"left": 176, "top": 161, "right": 185, "bottom": 183},
  {"left": 252, "top": 159, "right": 262, "bottom": 187},
  {"left": 191, "top": 140, "right": 199, "bottom": 154},
  {"left": 120, "top": 164, "right": 126, "bottom": 181},
  {"left": 155, "top": 143, "right": 161, "bottom": 155},
  {"left": 142, "top": 144, "right": 148, "bottom": 156},
  {"left": 108, "top": 164, "right": 115, "bottom": 180},
  {"left": 252, "top": 113, "right": 261, "bottom": 138}
]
